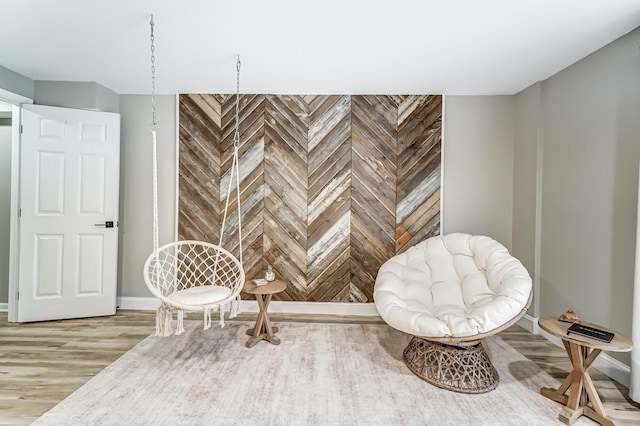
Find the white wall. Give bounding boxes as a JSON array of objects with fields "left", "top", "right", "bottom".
[
  {"left": 0, "top": 120, "right": 11, "bottom": 304},
  {"left": 442, "top": 96, "right": 515, "bottom": 250},
  {"left": 118, "top": 95, "right": 176, "bottom": 298}
]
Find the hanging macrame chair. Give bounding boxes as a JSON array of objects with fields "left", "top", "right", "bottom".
[{"left": 142, "top": 15, "right": 245, "bottom": 336}]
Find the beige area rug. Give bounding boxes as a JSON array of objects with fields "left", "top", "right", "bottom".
[{"left": 34, "top": 321, "right": 593, "bottom": 426}]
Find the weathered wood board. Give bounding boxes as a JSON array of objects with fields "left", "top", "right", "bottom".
[{"left": 178, "top": 94, "right": 442, "bottom": 302}]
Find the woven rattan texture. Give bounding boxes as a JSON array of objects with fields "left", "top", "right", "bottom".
[{"left": 403, "top": 336, "right": 499, "bottom": 394}]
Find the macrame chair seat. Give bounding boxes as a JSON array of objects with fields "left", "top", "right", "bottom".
[
  {"left": 144, "top": 241, "right": 245, "bottom": 336},
  {"left": 374, "top": 232, "right": 532, "bottom": 394}
]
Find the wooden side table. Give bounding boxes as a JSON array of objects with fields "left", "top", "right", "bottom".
[
  {"left": 538, "top": 317, "right": 632, "bottom": 426},
  {"left": 243, "top": 279, "right": 287, "bottom": 348}
]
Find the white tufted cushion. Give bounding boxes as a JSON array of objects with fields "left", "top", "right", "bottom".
[{"left": 374, "top": 233, "right": 532, "bottom": 339}]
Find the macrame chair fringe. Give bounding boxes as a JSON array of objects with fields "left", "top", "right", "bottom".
[
  {"left": 154, "top": 304, "right": 164, "bottom": 336},
  {"left": 230, "top": 295, "right": 241, "bottom": 319},
  {"left": 175, "top": 309, "right": 185, "bottom": 335},
  {"left": 203, "top": 307, "right": 212, "bottom": 330},
  {"left": 155, "top": 303, "right": 175, "bottom": 337},
  {"left": 219, "top": 305, "right": 226, "bottom": 328},
  {"left": 154, "top": 299, "right": 245, "bottom": 336}
]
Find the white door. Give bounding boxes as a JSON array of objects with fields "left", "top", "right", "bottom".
[{"left": 17, "top": 104, "right": 120, "bottom": 322}]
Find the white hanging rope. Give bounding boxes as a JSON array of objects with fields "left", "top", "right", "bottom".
[
  {"left": 152, "top": 130, "right": 159, "bottom": 253},
  {"left": 234, "top": 146, "right": 243, "bottom": 266},
  {"left": 214, "top": 56, "right": 244, "bottom": 277},
  {"left": 150, "top": 15, "right": 159, "bottom": 254},
  {"left": 233, "top": 56, "right": 244, "bottom": 266}
]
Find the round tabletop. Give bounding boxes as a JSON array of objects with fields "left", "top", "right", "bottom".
[
  {"left": 243, "top": 279, "right": 287, "bottom": 295},
  {"left": 538, "top": 317, "right": 632, "bottom": 352}
]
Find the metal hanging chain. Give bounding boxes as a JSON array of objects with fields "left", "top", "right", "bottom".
[
  {"left": 233, "top": 54, "right": 243, "bottom": 265},
  {"left": 234, "top": 55, "right": 241, "bottom": 148},
  {"left": 150, "top": 14, "right": 157, "bottom": 128}
]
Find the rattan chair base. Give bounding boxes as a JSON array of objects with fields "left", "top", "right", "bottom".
[{"left": 403, "top": 336, "right": 499, "bottom": 394}]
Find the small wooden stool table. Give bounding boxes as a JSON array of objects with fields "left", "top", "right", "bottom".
[
  {"left": 538, "top": 317, "right": 632, "bottom": 426},
  {"left": 243, "top": 279, "right": 287, "bottom": 348}
]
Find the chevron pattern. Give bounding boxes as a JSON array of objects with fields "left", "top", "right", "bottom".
[
  {"left": 263, "top": 95, "right": 308, "bottom": 301},
  {"left": 218, "top": 95, "right": 266, "bottom": 282},
  {"left": 307, "top": 96, "right": 352, "bottom": 302},
  {"left": 350, "top": 96, "right": 398, "bottom": 302},
  {"left": 396, "top": 95, "right": 442, "bottom": 253},
  {"left": 178, "top": 94, "right": 223, "bottom": 243},
  {"left": 178, "top": 94, "right": 441, "bottom": 303}
]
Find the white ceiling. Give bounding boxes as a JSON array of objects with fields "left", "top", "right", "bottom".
[{"left": 1, "top": 0, "right": 639, "bottom": 95}]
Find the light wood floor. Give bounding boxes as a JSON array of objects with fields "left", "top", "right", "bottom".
[{"left": 1, "top": 311, "right": 639, "bottom": 425}]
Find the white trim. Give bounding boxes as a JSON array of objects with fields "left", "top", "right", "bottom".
[
  {"left": 174, "top": 94, "right": 179, "bottom": 242},
  {"left": 4, "top": 89, "right": 33, "bottom": 323},
  {"left": 440, "top": 95, "right": 446, "bottom": 233},
  {"left": 239, "top": 301, "right": 379, "bottom": 316},
  {"left": 538, "top": 326, "right": 630, "bottom": 387},
  {"left": 0, "top": 88, "right": 32, "bottom": 105},
  {"left": 7, "top": 105, "right": 23, "bottom": 322},
  {"left": 533, "top": 82, "right": 544, "bottom": 319},
  {"left": 630, "top": 157, "right": 640, "bottom": 402},
  {"left": 117, "top": 296, "right": 380, "bottom": 317},
  {"left": 0, "top": 302, "right": 8, "bottom": 312},
  {"left": 117, "top": 297, "right": 161, "bottom": 311},
  {"left": 517, "top": 313, "right": 539, "bottom": 334}
]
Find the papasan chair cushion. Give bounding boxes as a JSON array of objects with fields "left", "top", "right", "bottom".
[{"left": 374, "top": 232, "right": 532, "bottom": 393}]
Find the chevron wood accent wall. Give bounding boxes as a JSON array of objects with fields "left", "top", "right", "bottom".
[
  {"left": 307, "top": 96, "right": 352, "bottom": 302},
  {"left": 395, "top": 96, "right": 442, "bottom": 253},
  {"left": 264, "top": 95, "right": 308, "bottom": 301},
  {"left": 178, "top": 94, "right": 441, "bottom": 303},
  {"left": 178, "top": 94, "right": 223, "bottom": 243},
  {"left": 219, "top": 94, "right": 265, "bottom": 282},
  {"left": 351, "top": 96, "right": 398, "bottom": 302}
]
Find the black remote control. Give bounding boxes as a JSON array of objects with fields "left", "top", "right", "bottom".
[{"left": 566, "top": 323, "right": 614, "bottom": 343}]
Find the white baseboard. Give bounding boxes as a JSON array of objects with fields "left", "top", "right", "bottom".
[
  {"left": 0, "top": 303, "right": 7, "bottom": 312},
  {"left": 117, "top": 297, "right": 380, "bottom": 317},
  {"left": 537, "top": 326, "right": 630, "bottom": 388},
  {"left": 517, "top": 314, "right": 539, "bottom": 334},
  {"left": 117, "top": 297, "right": 160, "bottom": 311}
]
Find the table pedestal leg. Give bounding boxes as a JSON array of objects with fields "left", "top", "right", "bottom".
[
  {"left": 541, "top": 341, "right": 617, "bottom": 426},
  {"left": 245, "top": 294, "right": 281, "bottom": 348}
]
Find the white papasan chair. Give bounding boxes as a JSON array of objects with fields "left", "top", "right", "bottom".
[{"left": 374, "top": 233, "right": 532, "bottom": 393}]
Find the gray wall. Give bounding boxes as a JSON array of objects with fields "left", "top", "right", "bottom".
[
  {"left": 0, "top": 114, "right": 11, "bottom": 304},
  {"left": 118, "top": 95, "right": 176, "bottom": 298},
  {"left": 116, "top": 95, "right": 518, "bottom": 298},
  {"left": 535, "top": 27, "right": 640, "bottom": 365},
  {"left": 442, "top": 96, "right": 515, "bottom": 250},
  {"left": 35, "top": 81, "right": 119, "bottom": 113},
  {"left": 0, "top": 65, "right": 33, "bottom": 100},
  {"left": 513, "top": 83, "right": 543, "bottom": 317}
]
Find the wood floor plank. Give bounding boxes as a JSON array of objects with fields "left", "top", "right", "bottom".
[{"left": 1, "top": 311, "right": 639, "bottom": 425}]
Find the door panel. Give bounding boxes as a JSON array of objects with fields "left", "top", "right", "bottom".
[
  {"left": 36, "top": 151, "right": 65, "bottom": 213},
  {"left": 18, "top": 104, "right": 120, "bottom": 322},
  {"left": 77, "top": 234, "right": 104, "bottom": 294},
  {"left": 34, "top": 234, "right": 64, "bottom": 297}
]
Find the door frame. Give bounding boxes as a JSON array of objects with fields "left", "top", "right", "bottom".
[{"left": 1, "top": 88, "right": 33, "bottom": 322}]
